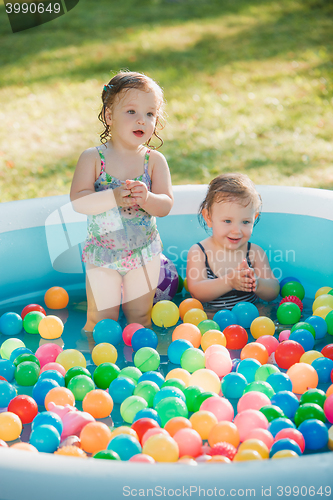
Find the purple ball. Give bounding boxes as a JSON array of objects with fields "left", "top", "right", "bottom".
[{"left": 153, "top": 254, "right": 179, "bottom": 304}]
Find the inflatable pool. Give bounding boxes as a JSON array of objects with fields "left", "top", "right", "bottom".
[{"left": 0, "top": 185, "right": 332, "bottom": 500}]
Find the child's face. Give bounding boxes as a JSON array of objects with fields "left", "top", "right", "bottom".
[
  {"left": 204, "top": 199, "right": 256, "bottom": 249},
  {"left": 106, "top": 88, "right": 158, "bottom": 148}
]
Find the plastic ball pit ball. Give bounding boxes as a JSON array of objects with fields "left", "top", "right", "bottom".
[
  {"left": 237, "top": 391, "right": 271, "bottom": 413},
  {"left": 56, "top": 349, "right": 86, "bottom": 371},
  {"left": 131, "top": 418, "right": 160, "bottom": 443},
  {"left": 324, "top": 394, "right": 333, "bottom": 424},
  {"left": 289, "top": 329, "right": 315, "bottom": 351},
  {"left": 326, "top": 310, "right": 333, "bottom": 335},
  {"left": 300, "top": 388, "right": 326, "bottom": 408},
  {"left": 266, "top": 373, "right": 292, "bottom": 393},
  {"left": 129, "top": 454, "right": 155, "bottom": 463},
  {"left": 269, "top": 438, "right": 302, "bottom": 458},
  {"left": 321, "top": 344, "right": 333, "bottom": 360},
  {"left": 221, "top": 372, "right": 247, "bottom": 399},
  {"left": 122, "top": 323, "right": 144, "bottom": 346},
  {"left": 121, "top": 395, "right": 148, "bottom": 424},
  {"left": 281, "top": 281, "right": 305, "bottom": 301},
  {"left": 29, "top": 424, "right": 61, "bottom": 453},
  {"left": 153, "top": 386, "right": 186, "bottom": 408},
  {"left": 134, "top": 347, "right": 160, "bottom": 372},
  {"left": 312, "top": 357, "right": 333, "bottom": 384},
  {"left": 0, "top": 312, "right": 23, "bottom": 336},
  {"left": 151, "top": 300, "right": 179, "bottom": 328},
  {"left": 32, "top": 378, "right": 60, "bottom": 406},
  {"left": 240, "top": 342, "right": 269, "bottom": 365},
  {"left": 35, "top": 343, "right": 63, "bottom": 368},
  {"left": 189, "top": 411, "right": 218, "bottom": 440},
  {"left": 107, "top": 434, "right": 142, "bottom": 461},
  {"left": 234, "top": 409, "right": 269, "bottom": 442},
  {"left": 67, "top": 375, "right": 95, "bottom": 401},
  {"left": 44, "top": 287, "right": 69, "bottom": 309},
  {"left": 93, "top": 363, "right": 120, "bottom": 389},
  {"left": 0, "top": 412, "right": 22, "bottom": 441},
  {"left": 23, "top": 311, "right": 45, "bottom": 334},
  {"left": 183, "top": 308, "right": 207, "bottom": 326},
  {"left": 276, "top": 303, "right": 301, "bottom": 325},
  {"left": 155, "top": 396, "right": 188, "bottom": 427},
  {"left": 223, "top": 325, "right": 248, "bottom": 350},
  {"left": 164, "top": 416, "right": 192, "bottom": 436},
  {"left": 312, "top": 294, "right": 333, "bottom": 312},
  {"left": 40, "top": 362, "right": 66, "bottom": 377},
  {"left": 255, "top": 363, "right": 280, "bottom": 382},
  {"left": 200, "top": 396, "right": 234, "bottom": 422},
  {"left": 13, "top": 353, "right": 40, "bottom": 369},
  {"left": 298, "top": 419, "right": 329, "bottom": 450},
  {"left": 131, "top": 328, "right": 158, "bottom": 352},
  {"left": 286, "top": 363, "right": 319, "bottom": 394},
  {"left": 244, "top": 380, "right": 275, "bottom": 399},
  {"left": 255, "top": 335, "right": 279, "bottom": 356},
  {"left": 11, "top": 442, "right": 38, "bottom": 453},
  {"left": 250, "top": 316, "right": 275, "bottom": 339},
  {"left": 301, "top": 351, "right": 324, "bottom": 366},
  {"left": 44, "top": 387, "right": 75, "bottom": 410},
  {"left": 279, "top": 295, "right": 303, "bottom": 312},
  {"left": 120, "top": 366, "right": 142, "bottom": 384},
  {"left": 65, "top": 366, "right": 92, "bottom": 386},
  {"left": 247, "top": 428, "right": 274, "bottom": 450},
  {"left": 173, "top": 428, "right": 202, "bottom": 457},
  {"left": 181, "top": 348, "right": 205, "bottom": 373},
  {"left": 189, "top": 368, "right": 220, "bottom": 394},
  {"left": 294, "top": 403, "right": 326, "bottom": 427},
  {"left": 167, "top": 339, "right": 193, "bottom": 364},
  {"left": 55, "top": 446, "right": 87, "bottom": 458},
  {"left": 80, "top": 422, "right": 112, "bottom": 454},
  {"left": 134, "top": 381, "right": 160, "bottom": 407},
  {"left": 93, "top": 319, "right": 122, "bottom": 346},
  {"left": 197, "top": 319, "right": 220, "bottom": 335},
  {"left": 0, "top": 360, "right": 15, "bottom": 383},
  {"left": 14, "top": 361, "right": 40, "bottom": 386},
  {"left": 1, "top": 339, "right": 25, "bottom": 361},
  {"left": 205, "top": 350, "right": 232, "bottom": 378},
  {"left": 38, "top": 315, "right": 64, "bottom": 340},
  {"left": 142, "top": 433, "right": 179, "bottom": 462},
  {"left": 274, "top": 428, "right": 305, "bottom": 453},
  {"left": 232, "top": 302, "right": 259, "bottom": 329},
  {"left": 109, "top": 376, "right": 135, "bottom": 404},
  {"left": 21, "top": 304, "right": 46, "bottom": 320},
  {"left": 238, "top": 438, "right": 269, "bottom": 459},
  {"left": 313, "top": 305, "right": 332, "bottom": 320},
  {"left": 275, "top": 340, "right": 305, "bottom": 369},
  {"left": 291, "top": 321, "right": 316, "bottom": 338},
  {"left": 179, "top": 298, "right": 204, "bottom": 320},
  {"left": 201, "top": 330, "right": 226, "bottom": 351},
  {"left": 91, "top": 343, "right": 117, "bottom": 365},
  {"left": 172, "top": 323, "right": 201, "bottom": 349},
  {"left": 208, "top": 421, "right": 240, "bottom": 448},
  {"left": 236, "top": 358, "right": 261, "bottom": 383},
  {"left": 315, "top": 286, "right": 332, "bottom": 298}
]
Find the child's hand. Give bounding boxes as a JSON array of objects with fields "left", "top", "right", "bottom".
[
  {"left": 126, "top": 180, "right": 149, "bottom": 207},
  {"left": 228, "top": 259, "right": 254, "bottom": 292},
  {"left": 113, "top": 185, "right": 135, "bottom": 207}
]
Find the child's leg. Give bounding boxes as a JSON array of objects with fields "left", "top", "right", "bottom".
[
  {"left": 84, "top": 263, "right": 123, "bottom": 331},
  {"left": 122, "top": 254, "right": 161, "bottom": 327}
]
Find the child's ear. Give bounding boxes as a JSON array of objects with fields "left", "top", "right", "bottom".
[
  {"left": 202, "top": 208, "right": 212, "bottom": 228},
  {"left": 105, "top": 107, "right": 112, "bottom": 126}
]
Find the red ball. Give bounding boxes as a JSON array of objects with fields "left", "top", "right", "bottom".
[
  {"left": 275, "top": 340, "right": 305, "bottom": 369},
  {"left": 131, "top": 418, "right": 160, "bottom": 444},
  {"left": 208, "top": 441, "right": 237, "bottom": 460},
  {"left": 322, "top": 344, "right": 333, "bottom": 361},
  {"left": 0, "top": 376, "right": 7, "bottom": 381},
  {"left": 223, "top": 325, "right": 248, "bottom": 350},
  {"left": 7, "top": 395, "right": 38, "bottom": 424},
  {"left": 274, "top": 428, "right": 305, "bottom": 453},
  {"left": 21, "top": 304, "right": 46, "bottom": 320},
  {"left": 279, "top": 296, "right": 303, "bottom": 312}
]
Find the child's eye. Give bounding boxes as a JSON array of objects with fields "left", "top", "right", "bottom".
[
  {"left": 127, "top": 109, "right": 135, "bottom": 114},
  {"left": 224, "top": 220, "right": 231, "bottom": 223},
  {"left": 243, "top": 220, "right": 251, "bottom": 225},
  {"left": 147, "top": 112, "right": 155, "bottom": 117}
]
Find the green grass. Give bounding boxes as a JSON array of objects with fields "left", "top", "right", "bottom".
[{"left": 0, "top": 0, "right": 332, "bottom": 201}]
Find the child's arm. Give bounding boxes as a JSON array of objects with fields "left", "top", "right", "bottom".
[
  {"left": 70, "top": 149, "right": 134, "bottom": 215},
  {"left": 187, "top": 244, "right": 254, "bottom": 302},
  {"left": 126, "top": 151, "right": 173, "bottom": 217},
  {"left": 251, "top": 244, "right": 280, "bottom": 301}
]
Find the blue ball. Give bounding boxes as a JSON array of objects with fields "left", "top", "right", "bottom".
[
  {"left": 0, "top": 380, "right": 17, "bottom": 407},
  {"left": 39, "top": 369, "right": 65, "bottom": 387},
  {"left": 279, "top": 277, "right": 301, "bottom": 295},
  {"left": 32, "top": 378, "right": 60, "bottom": 406},
  {"left": 109, "top": 376, "right": 136, "bottom": 404},
  {"left": 231, "top": 302, "right": 259, "bottom": 329},
  {"left": 153, "top": 386, "right": 185, "bottom": 408},
  {"left": 268, "top": 417, "right": 296, "bottom": 438},
  {"left": 9, "top": 347, "right": 33, "bottom": 363},
  {"left": 289, "top": 329, "right": 314, "bottom": 351},
  {"left": 236, "top": 358, "right": 261, "bottom": 383},
  {"left": 0, "top": 359, "right": 16, "bottom": 382},
  {"left": 270, "top": 437, "right": 302, "bottom": 457},
  {"left": 132, "top": 408, "right": 161, "bottom": 426},
  {"left": 131, "top": 328, "right": 158, "bottom": 352},
  {"left": 311, "top": 357, "right": 333, "bottom": 383},
  {"left": 93, "top": 319, "right": 122, "bottom": 345},
  {"left": 0, "top": 312, "right": 23, "bottom": 336},
  {"left": 213, "top": 310, "right": 237, "bottom": 330},
  {"left": 271, "top": 391, "right": 299, "bottom": 420},
  {"left": 107, "top": 434, "right": 142, "bottom": 461},
  {"left": 221, "top": 372, "right": 247, "bottom": 399},
  {"left": 167, "top": 339, "right": 193, "bottom": 365},
  {"left": 266, "top": 373, "right": 292, "bottom": 393},
  {"left": 139, "top": 371, "right": 165, "bottom": 388},
  {"left": 31, "top": 411, "right": 63, "bottom": 436},
  {"left": 304, "top": 315, "right": 328, "bottom": 340},
  {"left": 298, "top": 419, "right": 329, "bottom": 450},
  {"left": 29, "top": 424, "right": 61, "bottom": 453}
]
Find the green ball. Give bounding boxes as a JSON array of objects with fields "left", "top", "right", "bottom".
[
  {"left": 65, "top": 366, "right": 92, "bottom": 387},
  {"left": 119, "top": 366, "right": 142, "bottom": 384},
  {"left": 14, "top": 361, "right": 40, "bottom": 386},
  {"left": 133, "top": 381, "right": 160, "bottom": 407},
  {"left": 197, "top": 320, "right": 220, "bottom": 335},
  {"left": 192, "top": 391, "right": 217, "bottom": 412},
  {"left": 325, "top": 310, "right": 333, "bottom": 336},
  {"left": 0, "top": 338, "right": 25, "bottom": 360},
  {"left": 180, "top": 348, "right": 205, "bottom": 373},
  {"left": 255, "top": 364, "right": 280, "bottom": 382},
  {"left": 23, "top": 311, "right": 45, "bottom": 334},
  {"left": 162, "top": 378, "right": 186, "bottom": 392},
  {"left": 183, "top": 385, "right": 204, "bottom": 412},
  {"left": 281, "top": 281, "right": 305, "bottom": 301},
  {"left": 93, "top": 362, "right": 120, "bottom": 389},
  {"left": 290, "top": 322, "right": 316, "bottom": 339},
  {"left": 177, "top": 275, "right": 184, "bottom": 294},
  {"left": 276, "top": 303, "right": 301, "bottom": 325},
  {"left": 93, "top": 450, "right": 120, "bottom": 460},
  {"left": 294, "top": 403, "right": 326, "bottom": 427},
  {"left": 243, "top": 381, "right": 275, "bottom": 399},
  {"left": 13, "top": 353, "right": 40, "bottom": 368},
  {"left": 120, "top": 395, "right": 148, "bottom": 423},
  {"left": 155, "top": 396, "right": 188, "bottom": 427},
  {"left": 299, "top": 389, "right": 326, "bottom": 408},
  {"left": 260, "top": 405, "right": 285, "bottom": 422},
  {"left": 134, "top": 347, "right": 160, "bottom": 372},
  {"left": 67, "top": 374, "right": 95, "bottom": 401}
]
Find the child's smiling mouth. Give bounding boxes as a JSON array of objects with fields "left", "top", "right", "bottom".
[
  {"left": 227, "top": 237, "right": 242, "bottom": 243},
  {"left": 133, "top": 130, "right": 144, "bottom": 137}
]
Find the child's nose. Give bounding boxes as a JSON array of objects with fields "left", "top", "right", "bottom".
[{"left": 136, "top": 113, "right": 145, "bottom": 124}]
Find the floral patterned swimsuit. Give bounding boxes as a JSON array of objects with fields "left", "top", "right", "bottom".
[{"left": 82, "top": 146, "right": 162, "bottom": 275}]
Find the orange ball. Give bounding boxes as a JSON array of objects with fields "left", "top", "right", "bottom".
[
  {"left": 241, "top": 342, "right": 268, "bottom": 365},
  {"left": 10, "top": 442, "right": 38, "bottom": 452},
  {"left": 201, "top": 330, "right": 227, "bottom": 352},
  {"left": 54, "top": 446, "right": 87, "bottom": 458},
  {"left": 44, "top": 387, "right": 75, "bottom": 410},
  {"left": 164, "top": 417, "right": 192, "bottom": 436},
  {"left": 326, "top": 385, "right": 333, "bottom": 398},
  {"left": 80, "top": 422, "right": 112, "bottom": 454},
  {"left": 172, "top": 323, "right": 201, "bottom": 348},
  {"left": 286, "top": 362, "right": 319, "bottom": 394},
  {"left": 183, "top": 308, "right": 207, "bottom": 326},
  {"left": 44, "top": 287, "right": 69, "bottom": 309},
  {"left": 166, "top": 368, "right": 191, "bottom": 387},
  {"left": 82, "top": 389, "right": 113, "bottom": 419},
  {"left": 189, "top": 411, "right": 218, "bottom": 440},
  {"left": 0, "top": 412, "right": 22, "bottom": 441},
  {"left": 179, "top": 298, "right": 204, "bottom": 320},
  {"left": 38, "top": 315, "right": 64, "bottom": 340},
  {"left": 208, "top": 421, "right": 240, "bottom": 448}
]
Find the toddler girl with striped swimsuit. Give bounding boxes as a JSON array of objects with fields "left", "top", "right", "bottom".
[
  {"left": 70, "top": 72, "right": 173, "bottom": 330},
  {"left": 186, "top": 173, "right": 279, "bottom": 313}
]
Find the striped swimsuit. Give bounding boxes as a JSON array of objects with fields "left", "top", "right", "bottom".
[{"left": 197, "top": 241, "right": 257, "bottom": 311}]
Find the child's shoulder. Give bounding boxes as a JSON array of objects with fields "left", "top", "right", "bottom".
[{"left": 188, "top": 238, "right": 211, "bottom": 257}]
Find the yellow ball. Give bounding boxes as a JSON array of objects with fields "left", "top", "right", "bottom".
[
  {"left": 313, "top": 294, "right": 333, "bottom": 312},
  {"left": 38, "top": 315, "right": 64, "bottom": 339},
  {"left": 328, "top": 425, "right": 333, "bottom": 451},
  {"left": 250, "top": 316, "right": 275, "bottom": 339},
  {"left": 183, "top": 308, "right": 207, "bottom": 326},
  {"left": 315, "top": 287, "right": 332, "bottom": 299},
  {"left": 300, "top": 350, "right": 324, "bottom": 364},
  {"left": 238, "top": 438, "right": 269, "bottom": 459},
  {"left": 142, "top": 434, "right": 179, "bottom": 462},
  {"left": 56, "top": 349, "right": 86, "bottom": 371},
  {"left": 166, "top": 368, "right": 191, "bottom": 387},
  {"left": 189, "top": 368, "right": 220, "bottom": 394},
  {"left": 92, "top": 343, "right": 117, "bottom": 365},
  {"left": 0, "top": 412, "right": 22, "bottom": 441},
  {"left": 313, "top": 305, "right": 332, "bottom": 319},
  {"left": 183, "top": 278, "right": 189, "bottom": 292},
  {"left": 201, "top": 330, "right": 227, "bottom": 352},
  {"left": 110, "top": 426, "right": 138, "bottom": 441},
  {"left": 189, "top": 410, "right": 218, "bottom": 440},
  {"left": 151, "top": 300, "right": 179, "bottom": 328},
  {"left": 233, "top": 449, "right": 263, "bottom": 461},
  {"left": 272, "top": 450, "right": 299, "bottom": 459}
]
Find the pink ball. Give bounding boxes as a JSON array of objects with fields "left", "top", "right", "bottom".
[
  {"left": 246, "top": 429, "right": 274, "bottom": 450},
  {"left": 274, "top": 428, "right": 305, "bottom": 453},
  {"left": 35, "top": 343, "right": 63, "bottom": 368},
  {"left": 40, "top": 362, "right": 66, "bottom": 377},
  {"left": 233, "top": 409, "right": 269, "bottom": 442},
  {"left": 205, "top": 352, "right": 232, "bottom": 377},
  {"left": 205, "top": 344, "right": 230, "bottom": 358},
  {"left": 256, "top": 336, "right": 279, "bottom": 356},
  {"left": 279, "top": 330, "right": 291, "bottom": 342},
  {"left": 129, "top": 454, "right": 155, "bottom": 463},
  {"left": 237, "top": 391, "right": 271, "bottom": 413},
  {"left": 173, "top": 428, "right": 202, "bottom": 458},
  {"left": 122, "top": 323, "right": 144, "bottom": 346},
  {"left": 323, "top": 394, "right": 333, "bottom": 424},
  {"left": 200, "top": 396, "right": 234, "bottom": 422},
  {"left": 141, "top": 428, "right": 169, "bottom": 446}
]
